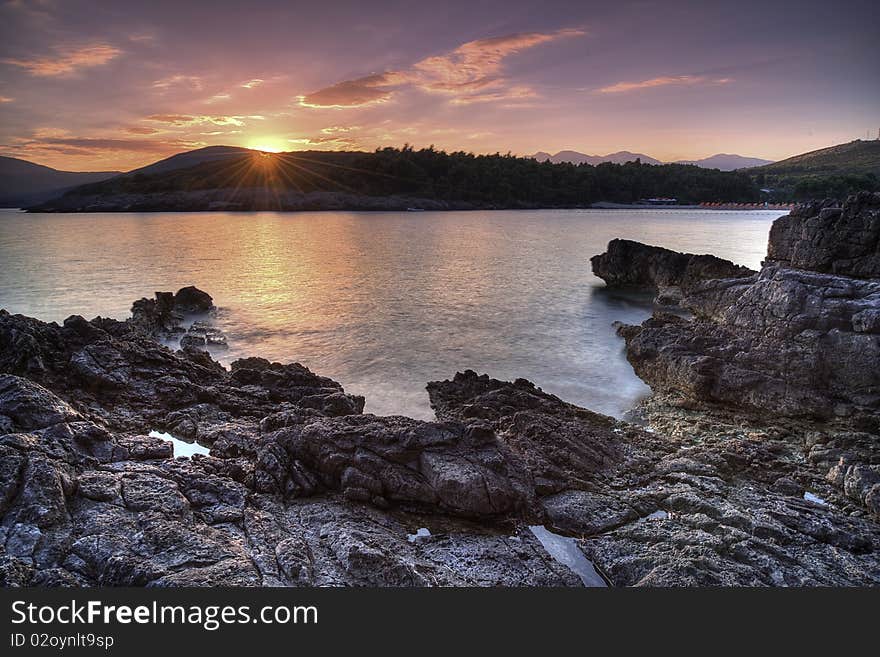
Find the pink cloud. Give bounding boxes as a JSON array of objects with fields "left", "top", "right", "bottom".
[
  {"left": 146, "top": 114, "right": 246, "bottom": 127},
  {"left": 3, "top": 44, "right": 122, "bottom": 77},
  {"left": 126, "top": 126, "right": 159, "bottom": 135},
  {"left": 299, "top": 28, "right": 584, "bottom": 108},
  {"left": 597, "top": 75, "right": 732, "bottom": 94},
  {"left": 151, "top": 75, "right": 203, "bottom": 91},
  {"left": 298, "top": 73, "right": 401, "bottom": 108}
]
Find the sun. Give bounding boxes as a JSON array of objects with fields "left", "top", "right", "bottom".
[{"left": 246, "top": 137, "right": 286, "bottom": 153}]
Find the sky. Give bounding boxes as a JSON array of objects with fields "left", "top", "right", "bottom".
[{"left": 0, "top": 0, "right": 878, "bottom": 171}]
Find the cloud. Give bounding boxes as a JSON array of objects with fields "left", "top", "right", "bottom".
[
  {"left": 298, "top": 73, "right": 400, "bottom": 108},
  {"left": 287, "top": 134, "right": 357, "bottom": 150},
  {"left": 321, "top": 125, "right": 360, "bottom": 134},
  {"left": 0, "top": 96, "right": 13, "bottom": 103},
  {"left": 152, "top": 74, "right": 203, "bottom": 91},
  {"left": 596, "top": 75, "right": 732, "bottom": 94},
  {"left": 17, "top": 136, "right": 184, "bottom": 153},
  {"left": 299, "top": 27, "right": 584, "bottom": 108},
  {"left": 448, "top": 85, "right": 536, "bottom": 105},
  {"left": 126, "top": 126, "right": 159, "bottom": 135},
  {"left": 2, "top": 43, "right": 122, "bottom": 76},
  {"left": 127, "top": 33, "right": 156, "bottom": 44},
  {"left": 413, "top": 29, "right": 583, "bottom": 94},
  {"left": 241, "top": 79, "right": 264, "bottom": 88},
  {"left": 146, "top": 114, "right": 246, "bottom": 127}
]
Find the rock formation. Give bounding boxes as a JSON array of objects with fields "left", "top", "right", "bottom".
[
  {"left": 602, "top": 193, "right": 880, "bottom": 426},
  {"left": 767, "top": 193, "right": 880, "bottom": 278},
  {"left": 590, "top": 239, "right": 754, "bottom": 305},
  {"left": 129, "top": 286, "right": 228, "bottom": 351},
  {"left": 584, "top": 193, "right": 880, "bottom": 583},
  {"left": 2, "top": 195, "right": 879, "bottom": 587}
]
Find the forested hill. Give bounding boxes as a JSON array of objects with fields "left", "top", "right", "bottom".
[
  {"left": 749, "top": 140, "right": 880, "bottom": 201},
  {"left": 34, "top": 146, "right": 761, "bottom": 212}
]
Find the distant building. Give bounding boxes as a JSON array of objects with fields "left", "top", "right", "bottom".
[{"left": 641, "top": 197, "right": 678, "bottom": 205}]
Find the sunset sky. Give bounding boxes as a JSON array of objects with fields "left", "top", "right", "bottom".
[{"left": 0, "top": 0, "right": 878, "bottom": 171}]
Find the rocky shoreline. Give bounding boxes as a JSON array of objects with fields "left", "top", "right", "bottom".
[{"left": 1, "top": 193, "right": 878, "bottom": 586}]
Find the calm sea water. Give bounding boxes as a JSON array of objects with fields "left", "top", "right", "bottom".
[{"left": 0, "top": 208, "right": 784, "bottom": 420}]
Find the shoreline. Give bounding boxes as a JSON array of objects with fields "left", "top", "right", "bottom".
[
  {"left": 8, "top": 204, "right": 792, "bottom": 214},
  {"left": 0, "top": 194, "right": 877, "bottom": 587}
]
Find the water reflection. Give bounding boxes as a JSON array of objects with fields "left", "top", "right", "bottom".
[{"left": 0, "top": 208, "right": 783, "bottom": 419}]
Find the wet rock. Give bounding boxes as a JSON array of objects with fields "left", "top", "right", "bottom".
[
  {"left": 179, "top": 334, "right": 206, "bottom": 349},
  {"left": 174, "top": 286, "right": 214, "bottom": 313}
]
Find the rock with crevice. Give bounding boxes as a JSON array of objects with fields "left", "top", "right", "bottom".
[{"left": 767, "top": 191, "right": 880, "bottom": 278}]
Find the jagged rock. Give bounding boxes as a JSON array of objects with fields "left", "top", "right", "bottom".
[
  {"left": 609, "top": 194, "right": 880, "bottom": 424},
  {"left": 174, "top": 286, "right": 214, "bottom": 313},
  {"left": 590, "top": 238, "right": 754, "bottom": 305},
  {"left": 179, "top": 334, "right": 206, "bottom": 349},
  {"left": 129, "top": 286, "right": 222, "bottom": 351},
  {"left": 767, "top": 191, "right": 880, "bottom": 278},
  {"left": 619, "top": 264, "right": 880, "bottom": 421},
  {"left": 0, "top": 293, "right": 590, "bottom": 587},
  {"left": 427, "top": 370, "right": 624, "bottom": 494},
  {"left": 0, "top": 375, "right": 81, "bottom": 430},
  {"left": 2, "top": 277, "right": 878, "bottom": 587},
  {"left": 255, "top": 413, "right": 538, "bottom": 517}
]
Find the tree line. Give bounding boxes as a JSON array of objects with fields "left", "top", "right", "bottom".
[{"left": 70, "top": 145, "right": 765, "bottom": 206}]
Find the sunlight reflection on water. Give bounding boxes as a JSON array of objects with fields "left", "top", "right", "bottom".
[{"left": 0, "top": 208, "right": 783, "bottom": 419}]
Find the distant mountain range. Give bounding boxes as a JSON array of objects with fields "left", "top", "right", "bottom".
[
  {"left": 531, "top": 150, "right": 773, "bottom": 170},
  {"left": 0, "top": 156, "right": 120, "bottom": 206},
  {"left": 674, "top": 154, "right": 775, "bottom": 170},
  {"left": 532, "top": 150, "right": 663, "bottom": 166}
]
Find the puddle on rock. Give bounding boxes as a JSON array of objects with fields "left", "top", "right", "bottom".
[
  {"left": 641, "top": 510, "right": 669, "bottom": 521},
  {"left": 528, "top": 526, "right": 607, "bottom": 587},
  {"left": 803, "top": 491, "right": 828, "bottom": 506},
  {"left": 407, "top": 527, "right": 432, "bottom": 543},
  {"left": 148, "top": 430, "right": 210, "bottom": 458}
]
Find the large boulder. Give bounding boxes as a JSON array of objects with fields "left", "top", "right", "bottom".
[{"left": 174, "top": 286, "right": 214, "bottom": 313}]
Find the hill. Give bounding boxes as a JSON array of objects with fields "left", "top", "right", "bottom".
[
  {"left": 127, "top": 145, "right": 252, "bottom": 177},
  {"left": 675, "top": 154, "right": 773, "bottom": 170},
  {"left": 533, "top": 150, "right": 772, "bottom": 170},
  {"left": 0, "top": 156, "right": 120, "bottom": 206},
  {"left": 532, "top": 150, "right": 662, "bottom": 165},
  {"left": 750, "top": 140, "right": 880, "bottom": 201},
  {"left": 756, "top": 140, "right": 880, "bottom": 176},
  {"left": 30, "top": 145, "right": 760, "bottom": 212}
]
